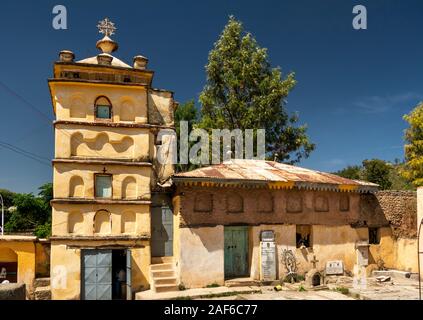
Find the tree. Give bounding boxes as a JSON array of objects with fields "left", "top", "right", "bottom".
[
  {"left": 403, "top": 103, "right": 423, "bottom": 186},
  {"left": 174, "top": 100, "right": 200, "bottom": 172},
  {"left": 333, "top": 160, "right": 412, "bottom": 190},
  {"left": 198, "top": 16, "right": 314, "bottom": 163},
  {"left": 334, "top": 165, "right": 362, "bottom": 180},
  {"left": 4, "top": 182, "right": 52, "bottom": 238},
  {"left": 0, "top": 188, "right": 16, "bottom": 227},
  {"left": 362, "top": 159, "right": 392, "bottom": 190}
]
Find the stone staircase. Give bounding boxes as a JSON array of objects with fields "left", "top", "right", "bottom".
[
  {"left": 33, "top": 277, "right": 51, "bottom": 300},
  {"left": 150, "top": 261, "right": 179, "bottom": 293}
]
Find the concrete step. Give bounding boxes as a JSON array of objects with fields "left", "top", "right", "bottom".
[
  {"left": 154, "top": 284, "right": 179, "bottom": 293},
  {"left": 372, "top": 270, "right": 419, "bottom": 281},
  {"left": 151, "top": 257, "right": 174, "bottom": 264},
  {"left": 225, "top": 278, "right": 260, "bottom": 288},
  {"left": 34, "top": 286, "right": 51, "bottom": 300},
  {"left": 151, "top": 270, "right": 175, "bottom": 278},
  {"left": 33, "top": 277, "right": 50, "bottom": 288},
  {"left": 150, "top": 263, "right": 174, "bottom": 271},
  {"left": 154, "top": 277, "right": 178, "bottom": 285}
]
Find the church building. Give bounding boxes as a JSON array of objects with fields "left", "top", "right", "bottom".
[{"left": 48, "top": 18, "right": 176, "bottom": 300}]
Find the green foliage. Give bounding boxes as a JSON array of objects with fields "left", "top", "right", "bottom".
[
  {"left": 334, "top": 165, "right": 362, "bottom": 180},
  {"left": 205, "top": 283, "right": 220, "bottom": 288},
  {"left": 333, "top": 159, "right": 413, "bottom": 190},
  {"left": 334, "top": 286, "right": 349, "bottom": 295},
  {"left": 198, "top": 16, "right": 314, "bottom": 163},
  {"left": 403, "top": 103, "right": 423, "bottom": 186},
  {"left": 362, "top": 159, "right": 392, "bottom": 190},
  {"left": 0, "top": 188, "right": 17, "bottom": 226},
  {"left": 3, "top": 182, "right": 52, "bottom": 237},
  {"left": 298, "top": 285, "right": 306, "bottom": 292},
  {"left": 174, "top": 100, "right": 201, "bottom": 172},
  {"left": 34, "top": 221, "right": 52, "bottom": 238}
]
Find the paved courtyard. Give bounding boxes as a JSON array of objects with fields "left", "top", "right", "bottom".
[{"left": 198, "top": 276, "right": 421, "bottom": 300}]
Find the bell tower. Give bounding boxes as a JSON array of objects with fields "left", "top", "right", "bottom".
[{"left": 48, "top": 18, "right": 176, "bottom": 300}]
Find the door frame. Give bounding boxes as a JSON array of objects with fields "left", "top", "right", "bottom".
[
  {"left": 80, "top": 248, "right": 132, "bottom": 300},
  {"left": 224, "top": 226, "right": 250, "bottom": 279}
]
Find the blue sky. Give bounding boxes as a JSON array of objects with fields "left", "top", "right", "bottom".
[{"left": 1, "top": 0, "right": 423, "bottom": 193}]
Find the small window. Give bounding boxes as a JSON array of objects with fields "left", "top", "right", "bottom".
[
  {"left": 96, "top": 105, "right": 111, "bottom": 119},
  {"left": 296, "top": 225, "right": 312, "bottom": 248},
  {"left": 95, "top": 96, "right": 112, "bottom": 119},
  {"left": 95, "top": 174, "right": 112, "bottom": 198},
  {"left": 369, "top": 228, "right": 380, "bottom": 245}
]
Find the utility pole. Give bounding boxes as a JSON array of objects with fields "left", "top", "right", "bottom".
[{"left": 0, "top": 193, "right": 4, "bottom": 235}]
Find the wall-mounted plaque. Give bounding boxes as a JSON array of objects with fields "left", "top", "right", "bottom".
[
  {"left": 261, "top": 230, "right": 275, "bottom": 242},
  {"left": 325, "top": 260, "right": 344, "bottom": 275},
  {"left": 260, "top": 241, "right": 276, "bottom": 281}
]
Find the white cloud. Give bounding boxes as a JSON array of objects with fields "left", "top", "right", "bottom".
[{"left": 353, "top": 92, "right": 423, "bottom": 114}]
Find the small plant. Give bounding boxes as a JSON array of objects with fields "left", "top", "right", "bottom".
[
  {"left": 296, "top": 274, "right": 305, "bottom": 282},
  {"left": 334, "top": 286, "right": 349, "bottom": 295},
  {"left": 205, "top": 283, "right": 220, "bottom": 288},
  {"left": 298, "top": 285, "right": 306, "bottom": 292},
  {"left": 283, "top": 274, "right": 305, "bottom": 283},
  {"left": 178, "top": 283, "right": 186, "bottom": 291}
]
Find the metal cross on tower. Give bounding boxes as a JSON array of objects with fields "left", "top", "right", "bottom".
[{"left": 97, "top": 18, "right": 117, "bottom": 37}]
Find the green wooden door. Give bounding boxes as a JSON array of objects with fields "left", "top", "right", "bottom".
[{"left": 224, "top": 226, "right": 249, "bottom": 279}]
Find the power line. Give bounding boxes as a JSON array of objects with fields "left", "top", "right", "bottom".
[{"left": 0, "top": 142, "right": 51, "bottom": 167}]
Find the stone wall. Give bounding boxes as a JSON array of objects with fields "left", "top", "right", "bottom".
[{"left": 360, "top": 191, "right": 417, "bottom": 238}]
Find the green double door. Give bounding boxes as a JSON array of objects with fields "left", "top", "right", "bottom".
[{"left": 224, "top": 226, "right": 249, "bottom": 279}]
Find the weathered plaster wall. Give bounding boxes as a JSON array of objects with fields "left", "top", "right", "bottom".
[
  {"left": 250, "top": 224, "right": 296, "bottom": 280},
  {"left": 148, "top": 89, "right": 174, "bottom": 126},
  {"left": 53, "top": 163, "right": 151, "bottom": 200},
  {"left": 52, "top": 203, "right": 150, "bottom": 237},
  {"left": 55, "top": 123, "right": 150, "bottom": 160},
  {"left": 35, "top": 241, "right": 50, "bottom": 277},
  {"left": 50, "top": 82, "right": 148, "bottom": 123},
  {"left": 0, "top": 239, "right": 36, "bottom": 297},
  {"left": 50, "top": 240, "right": 150, "bottom": 300},
  {"left": 178, "top": 187, "right": 360, "bottom": 227},
  {"left": 178, "top": 226, "right": 224, "bottom": 288}
]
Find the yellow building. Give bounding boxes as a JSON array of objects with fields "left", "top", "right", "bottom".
[
  {"left": 0, "top": 235, "right": 50, "bottom": 298},
  {"left": 48, "top": 18, "right": 175, "bottom": 300}
]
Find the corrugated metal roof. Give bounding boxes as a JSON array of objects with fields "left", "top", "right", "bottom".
[{"left": 173, "top": 159, "right": 378, "bottom": 193}]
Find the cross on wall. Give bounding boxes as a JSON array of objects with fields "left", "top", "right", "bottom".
[{"left": 310, "top": 255, "right": 319, "bottom": 269}]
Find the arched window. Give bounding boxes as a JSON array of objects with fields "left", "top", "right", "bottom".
[
  {"left": 95, "top": 96, "right": 112, "bottom": 120},
  {"left": 94, "top": 210, "right": 111, "bottom": 234}
]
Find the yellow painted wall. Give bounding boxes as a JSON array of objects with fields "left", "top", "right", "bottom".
[
  {"left": 178, "top": 226, "right": 225, "bottom": 288},
  {"left": 52, "top": 203, "right": 150, "bottom": 236},
  {"left": 55, "top": 123, "right": 150, "bottom": 160},
  {"left": 50, "top": 82, "right": 148, "bottom": 123},
  {"left": 50, "top": 240, "right": 150, "bottom": 300},
  {"left": 368, "top": 227, "right": 419, "bottom": 273},
  {"left": 0, "top": 239, "right": 36, "bottom": 297},
  {"left": 35, "top": 242, "right": 50, "bottom": 277},
  {"left": 53, "top": 163, "right": 151, "bottom": 200}
]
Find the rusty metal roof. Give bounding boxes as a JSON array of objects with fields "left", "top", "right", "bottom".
[{"left": 173, "top": 159, "right": 379, "bottom": 193}]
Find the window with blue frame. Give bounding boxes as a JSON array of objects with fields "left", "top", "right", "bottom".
[
  {"left": 95, "top": 96, "right": 112, "bottom": 119},
  {"left": 95, "top": 174, "right": 112, "bottom": 198}
]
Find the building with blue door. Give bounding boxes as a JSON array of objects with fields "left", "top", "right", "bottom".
[
  {"left": 48, "top": 19, "right": 176, "bottom": 300},
  {"left": 171, "top": 159, "right": 392, "bottom": 289}
]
